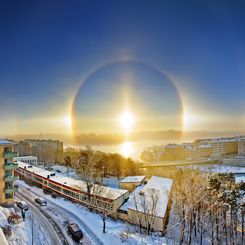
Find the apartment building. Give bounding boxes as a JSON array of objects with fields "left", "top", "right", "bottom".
[
  {"left": 13, "top": 140, "right": 32, "bottom": 156},
  {"left": 0, "top": 140, "right": 18, "bottom": 204},
  {"left": 194, "top": 137, "right": 238, "bottom": 157},
  {"left": 24, "top": 139, "right": 63, "bottom": 163},
  {"left": 238, "top": 137, "right": 245, "bottom": 157}
]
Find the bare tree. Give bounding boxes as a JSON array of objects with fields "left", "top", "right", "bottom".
[
  {"left": 131, "top": 188, "right": 160, "bottom": 235},
  {"left": 90, "top": 184, "right": 114, "bottom": 233}
]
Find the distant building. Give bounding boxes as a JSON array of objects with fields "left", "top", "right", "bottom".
[
  {"left": 13, "top": 140, "right": 32, "bottom": 156},
  {"left": 194, "top": 137, "right": 239, "bottom": 157},
  {"left": 238, "top": 137, "right": 245, "bottom": 157},
  {"left": 24, "top": 139, "right": 63, "bottom": 163},
  {"left": 197, "top": 144, "right": 213, "bottom": 159},
  {"left": 119, "top": 176, "right": 146, "bottom": 191},
  {"left": 0, "top": 139, "right": 19, "bottom": 204},
  {"left": 13, "top": 156, "right": 37, "bottom": 165}
]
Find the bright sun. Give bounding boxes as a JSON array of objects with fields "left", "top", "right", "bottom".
[
  {"left": 119, "top": 109, "right": 135, "bottom": 133},
  {"left": 63, "top": 115, "right": 72, "bottom": 133}
]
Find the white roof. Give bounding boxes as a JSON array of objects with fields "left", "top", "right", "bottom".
[
  {"left": 120, "top": 176, "right": 173, "bottom": 218},
  {"left": 14, "top": 156, "right": 37, "bottom": 160},
  {"left": 17, "top": 161, "right": 128, "bottom": 200},
  {"left": 120, "top": 176, "right": 145, "bottom": 183},
  {"left": 0, "top": 139, "right": 13, "bottom": 145}
]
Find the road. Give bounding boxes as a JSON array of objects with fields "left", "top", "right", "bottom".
[
  {"left": 17, "top": 182, "right": 99, "bottom": 245},
  {"left": 16, "top": 192, "right": 70, "bottom": 245}
]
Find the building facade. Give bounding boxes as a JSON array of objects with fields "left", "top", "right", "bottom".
[
  {"left": 238, "top": 137, "right": 245, "bottom": 157},
  {"left": 13, "top": 156, "right": 38, "bottom": 165},
  {"left": 13, "top": 140, "right": 32, "bottom": 156},
  {"left": 24, "top": 139, "right": 63, "bottom": 163},
  {"left": 16, "top": 161, "right": 129, "bottom": 212},
  {"left": 0, "top": 140, "right": 18, "bottom": 204},
  {"left": 119, "top": 176, "right": 145, "bottom": 191}
]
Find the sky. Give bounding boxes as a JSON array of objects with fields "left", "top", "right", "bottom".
[{"left": 0, "top": 0, "right": 245, "bottom": 135}]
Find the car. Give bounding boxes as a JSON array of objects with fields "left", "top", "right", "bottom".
[
  {"left": 51, "top": 192, "right": 58, "bottom": 198},
  {"left": 67, "top": 223, "right": 83, "bottom": 243},
  {"left": 34, "top": 198, "right": 47, "bottom": 206},
  {"left": 17, "top": 201, "right": 29, "bottom": 211}
]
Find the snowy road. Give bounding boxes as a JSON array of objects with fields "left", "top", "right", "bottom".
[
  {"left": 17, "top": 183, "right": 97, "bottom": 245},
  {"left": 16, "top": 192, "right": 66, "bottom": 245}
]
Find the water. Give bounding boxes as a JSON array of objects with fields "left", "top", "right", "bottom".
[{"left": 88, "top": 139, "right": 191, "bottom": 160}]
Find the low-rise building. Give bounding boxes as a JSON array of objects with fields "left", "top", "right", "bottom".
[
  {"left": 13, "top": 156, "right": 38, "bottom": 165},
  {"left": 119, "top": 176, "right": 173, "bottom": 232},
  {"left": 119, "top": 176, "right": 145, "bottom": 191},
  {"left": 16, "top": 161, "right": 129, "bottom": 212}
]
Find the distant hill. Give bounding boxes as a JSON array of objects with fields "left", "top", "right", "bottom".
[{"left": 3, "top": 130, "right": 245, "bottom": 146}]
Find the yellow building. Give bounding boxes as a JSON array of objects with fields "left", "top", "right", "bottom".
[
  {"left": 119, "top": 176, "right": 145, "bottom": 191},
  {"left": 0, "top": 140, "right": 18, "bottom": 204}
]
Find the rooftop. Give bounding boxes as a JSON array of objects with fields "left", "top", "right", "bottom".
[
  {"left": 119, "top": 176, "right": 145, "bottom": 183},
  {"left": 14, "top": 156, "right": 37, "bottom": 160},
  {"left": 120, "top": 176, "right": 173, "bottom": 218},
  {"left": 0, "top": 139, "right": 13, "bottom": 145}
]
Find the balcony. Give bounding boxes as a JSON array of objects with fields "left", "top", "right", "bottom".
[
  {"left": 4, "top": 175, "right": 19, "bottom": 182},
  {"left": 4, "top": 163, "right": 18, "bottom": 170},
  {"left": 3, "top": 152, "right": 17, "bottom": 159},
  {"left": 4, "top": 186, "right": 18, "bottom": 194}
]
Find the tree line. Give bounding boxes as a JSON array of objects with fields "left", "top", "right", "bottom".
[{"left": 167, "top": 169, "right": 244, "bottom": 245}]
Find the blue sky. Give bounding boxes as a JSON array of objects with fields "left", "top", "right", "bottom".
[{"left": 0, "top": 0, "right": 244, "bottom": 134}]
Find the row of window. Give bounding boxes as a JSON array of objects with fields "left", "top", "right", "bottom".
[
  {"left": 17, "top": 168, "right": 114, "bottom": 210},
  {"left": 21, "top": 159, "right": 37, "bottom": 164}
]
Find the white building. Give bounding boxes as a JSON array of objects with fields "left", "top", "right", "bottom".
[
  {"left": 119, "top": 176, "right": 173, "bottom": 231},
  {"left": 13, "top": 156, "right": 37, "bottom": 165},
  {"left": 16, "top": 161, "right": 129, "bottom": 212}
]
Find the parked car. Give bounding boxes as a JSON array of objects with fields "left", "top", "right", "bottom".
[
  {"left": 67, "top": 223, "right": 83, "bottom": 243},
  {"left": 51, "top": 192, "right": 58, "bottom": 198},
  {"left": 34, "top": 198, "right": 47, "bottom": 206},
  {"left": 17, "top": 201, "right": 28, "bottom": 211}
]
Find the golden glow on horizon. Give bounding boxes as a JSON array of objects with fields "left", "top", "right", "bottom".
[
  {"left": 119, "top": 109, "right": 135, "bottom": 134},
  {"left": 120, "top": 141, "right": 133, "bottom": 157}
]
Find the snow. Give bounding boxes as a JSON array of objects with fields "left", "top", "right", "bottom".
[
  {"left": 0, "top": 139, "right": 13, "bottom": 145},
  {"left": 182, "top": 164, "right": 245, "bottom": 182},
  {"left": 17, "top": 161, "right": 128, "bottom": 200},
  {"left": 119, "top": 176, "right": 145, "bottom": 183},
  {"left": 120, "top": 176, "right": 173, "bottom": 218},
  {"left": 17, "top": 180, "right": 166, "bottom": 245},
  {"left": 0, "top": 205, "right": 50, "bottom": 245}
]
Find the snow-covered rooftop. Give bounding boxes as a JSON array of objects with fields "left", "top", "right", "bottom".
[
  {"left": 120, "top": 176, "right": 173, "bottom": 218},
  {"left": 0, "top": 139, "right": 13, "bottom": 145},
  {"left": 119, "top": 176, "right": 145, "bottom": 183},
  {"left": 14, "top": 156, "right": 37, "bottom": 160},
  {"left": 17, "top": 161, "right": 128, "bottom": 200}
]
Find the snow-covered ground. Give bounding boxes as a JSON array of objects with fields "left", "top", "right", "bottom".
[
  {"left": 183, "top": 164, "right": 245, "bottom": 182},
  {"left": 17, "top": 180, "right": 165, "bottom": 245},
  {"left": 0, "top": 205, "right": 50, "bottom": 245}
]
